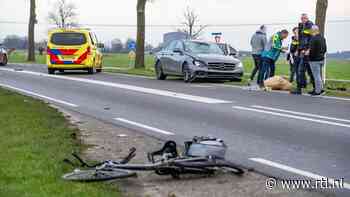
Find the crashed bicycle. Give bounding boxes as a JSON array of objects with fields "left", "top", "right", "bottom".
[{"left": 62, "top": 136, "right": 245, "bottom": 182}]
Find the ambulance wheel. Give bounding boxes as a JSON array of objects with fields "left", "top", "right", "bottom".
[
  {"left": 87, "top": 68, "right": 94, "bottom": 74},
  {"left": 48, "top": 68, "right": 55, "bottom": 75},
  {"left": 96, "top": 68, "right": 102, "bottom": 73}
]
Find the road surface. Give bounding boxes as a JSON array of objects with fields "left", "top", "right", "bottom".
[{"left": 1, "top": 63, "right": 349, "bottom": 196}]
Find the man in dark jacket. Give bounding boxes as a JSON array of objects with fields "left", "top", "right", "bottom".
[
  {"left": 307, "top": 25, "right": 327, "bottom": 96},
  {"left": 291, "top": 13, "right": 315, "bottom": 95},
  {"left": 250, "top": 25, "right": 267, "bottom": 82},
  {"left": 287, "top": 27, "right": 299, "bottom": 82}
]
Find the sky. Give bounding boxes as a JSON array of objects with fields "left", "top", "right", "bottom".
[{"left": 0, "top": 0, "right": 349, "bottom": 52}]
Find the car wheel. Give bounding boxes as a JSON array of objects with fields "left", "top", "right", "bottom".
[
  {"left": 48, "top": 68, "right": 55, "bottom": 75},
  {"left": 2, "top": 55, "right": 8, "bottom": 66},
  {"left": 87, "top": 67, "right": 94, "bottom": 74},
  {"left": 183, "top": 64, "right": 193, "bottom": 83},
  {"left": 96, "top": 68, "right": 102, "bottom": 73},
  {"left": 58, "top": 69, "right": 64, "bottom": 73},
  {"left": 155, "top": 61, "right": 167, "bottom": 80}
]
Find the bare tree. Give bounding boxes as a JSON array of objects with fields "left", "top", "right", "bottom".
[
  {"left": 179, "top": 7, "right": 207, "bottom": 39},
  {"left": 315, "top": 0, "right": 328, "bottom": 35},
  {"left": 135, "top": 0, "right": 148, "bottom": 69},
  {"left": 27, "top": 0, "right": 36, "bottom": 61},
  {"left": 48, "top": 0, "right": 78, "bottom": 28}
]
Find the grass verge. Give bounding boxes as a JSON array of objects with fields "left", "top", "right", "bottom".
[{"left": 0, "top": 88, "right": 119, "bottom": 197}]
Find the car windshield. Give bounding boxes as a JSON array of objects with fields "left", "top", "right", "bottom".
[
  {"left": 184, "top": 41, "right": 224, "bottom": 55},
  {"left": 51, "top": 33, "right": 87, "bottom": 45}
]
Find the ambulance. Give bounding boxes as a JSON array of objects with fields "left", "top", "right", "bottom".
[{"left": 47, "top": 28, "right": 103, "bottom": 74}]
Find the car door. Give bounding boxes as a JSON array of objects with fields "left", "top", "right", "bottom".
[
  {"left": 161, "top": 41, "right": 176, "bottom": 73},
  {"left": 92, "top": 32, "right": 103, "bottom": 67},
  {"left": 172, "top": 41, "right": 186, "bottom": 74},
  {"left": 89, "top": 32, "right": 98, "bottom": 66}
]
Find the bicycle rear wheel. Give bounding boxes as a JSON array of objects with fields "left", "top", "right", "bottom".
[{"left": 62, "top": 169, "right": 136, "bottom": 182}]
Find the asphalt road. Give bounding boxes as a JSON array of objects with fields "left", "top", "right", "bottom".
[{"left": 1, "top": 63, "right": 349, "bottom": 196}]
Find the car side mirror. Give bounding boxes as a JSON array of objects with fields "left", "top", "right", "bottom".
[
  {"left": 97, "top": 43, "right": 105, "bottom": 49},
  {"left": 229, "top": 52, "right": 236, "bottom": 56},
  {"left": 173, "top": 48, "right": 184, "bottom": 55}
]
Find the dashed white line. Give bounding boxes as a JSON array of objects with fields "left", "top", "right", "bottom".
[
  {"left": 0, "top": 83, "right": 78, "bottom": 107},
  {"left": 252, "top": 105, "right": 350, "bottom": 123},
  {"left": 115, "top": 118, "right": 175, "bottom": 135},
  {"left": 0, "top": 67, "right": 232, "bottom": 104},
  {"left": 250, "top": 158, "right": 350, "bottom": 190},
  {"left": 233, "top": 106, "right": 350, "bottom": 128}
]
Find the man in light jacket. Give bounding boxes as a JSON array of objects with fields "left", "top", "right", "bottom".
[{"left": 250, "top": 25, "right": 267, "bottom": 83}]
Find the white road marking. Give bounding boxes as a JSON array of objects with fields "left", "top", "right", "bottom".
[
  {"left": 233, "top": 106, "right": 350, "bottom": 128},
  {"left": 190, "top": 85, "right": 215, "bottom": 88},
  {"left": 0, "top": 68, "right": 232, "bottom": 104},
  {"left": 250, "top": 158, "right": 350, "bottom": 190},
  {"left": 0, "top": 83, "right": 78, "bottom": 107},
  {"left": 319, "top": 95, "right": 350, "bottom": 102},
  {"left": 252, "top": 105, "right": 350, "bottom": 123},
  {"left": 115, "top": 118, "right": 175, "bottom": 135}
]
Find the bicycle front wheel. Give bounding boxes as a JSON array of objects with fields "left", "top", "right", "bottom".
[{"left": 62, "top": 169, "right": 136, "bottom": 182}]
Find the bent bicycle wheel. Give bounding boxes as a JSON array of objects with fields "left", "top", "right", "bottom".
[{"left": 62, "top": 169, "right": 137, "bottom": 182}]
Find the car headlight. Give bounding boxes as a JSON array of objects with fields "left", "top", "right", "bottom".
[
  {"left": 236, "top": 62, "right": 243, "bottom": 68},
  {"left": 193, "top": 60, "right": 206, "bottom": 67}
]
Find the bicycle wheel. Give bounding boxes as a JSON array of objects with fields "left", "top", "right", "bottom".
[{"left": 62, "top": 169, "right": 137, "bottom": 182}]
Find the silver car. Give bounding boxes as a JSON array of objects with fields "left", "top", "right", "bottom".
[{"left": 154, "top": 40, "right": 244, "bottom": 83}]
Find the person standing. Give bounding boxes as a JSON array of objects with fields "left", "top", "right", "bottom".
[
  {"left": 250, "top": 25, "right": 267, "bottom": 83},
  {"left": 292, "top": 13, "right": 315, "bottom": 94},
  {"left": 306, "top": 25, "right": 327, "bottom": 96},
  {"left": 257, "top": 30, "right": 289, "bottom": 88},
  {"left": 287, "top": 27, "right": 299, "bottom": 83}
]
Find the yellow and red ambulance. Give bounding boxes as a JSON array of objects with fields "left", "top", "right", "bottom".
[{"left": 47, "top": 28, "right": 103, "bottom": 74}]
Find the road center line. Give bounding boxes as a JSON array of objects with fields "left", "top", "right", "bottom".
[
  {"left": 0, "top": 68, "right": 232, "bottom": 104},
  {"left": 0, "top": 83, "right": 78, "bottom": 107},
  {"left": 233, "top": 106, "right": 350, "bottom": 128},
  {"left": 115, "top": 118, "right": 175, "bottom": 135},
  {"left": 252, "top": 105, "right": 350, "bottom": 123},
  {"left": 250, "top": 158, "right": 350, "bottom": 190}
]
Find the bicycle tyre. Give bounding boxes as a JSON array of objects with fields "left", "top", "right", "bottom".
[{"left": 62, "top": 169, "right": 137, "bottom": 182}]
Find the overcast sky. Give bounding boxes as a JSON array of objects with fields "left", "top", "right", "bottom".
[{"left": 0, "top": 0, "right": 349, "bottom": 52}]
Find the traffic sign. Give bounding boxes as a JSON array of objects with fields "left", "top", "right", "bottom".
[{"left": 128, "top": 41, "right": 136, "bottom": 51}]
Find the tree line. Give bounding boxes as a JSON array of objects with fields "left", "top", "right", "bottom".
[{"left": 26, "top": 0, "right": 328, "bottom": 68}]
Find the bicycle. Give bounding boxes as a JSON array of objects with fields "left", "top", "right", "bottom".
[{"left": 62, "top": 138, "right": 245, "bottom": 182}]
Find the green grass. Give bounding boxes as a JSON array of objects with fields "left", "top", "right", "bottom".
[
  {"left": 0, "top": 88, "right": 120, "bottom": 197},
  {"left": 9, "top": 50, "right": 46, "bottom": 64}
]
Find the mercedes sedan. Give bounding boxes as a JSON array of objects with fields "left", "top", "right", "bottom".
[{"left": 154, "top": 40, "right": 244, "bottom": 83}]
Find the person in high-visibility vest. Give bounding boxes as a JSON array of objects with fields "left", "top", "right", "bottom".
[
  {"left": 257, "top": 30, "right": 289, "bottom": 88},
  {"left": 291, "top": 13, "right": 315, "bottom": 95}
]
